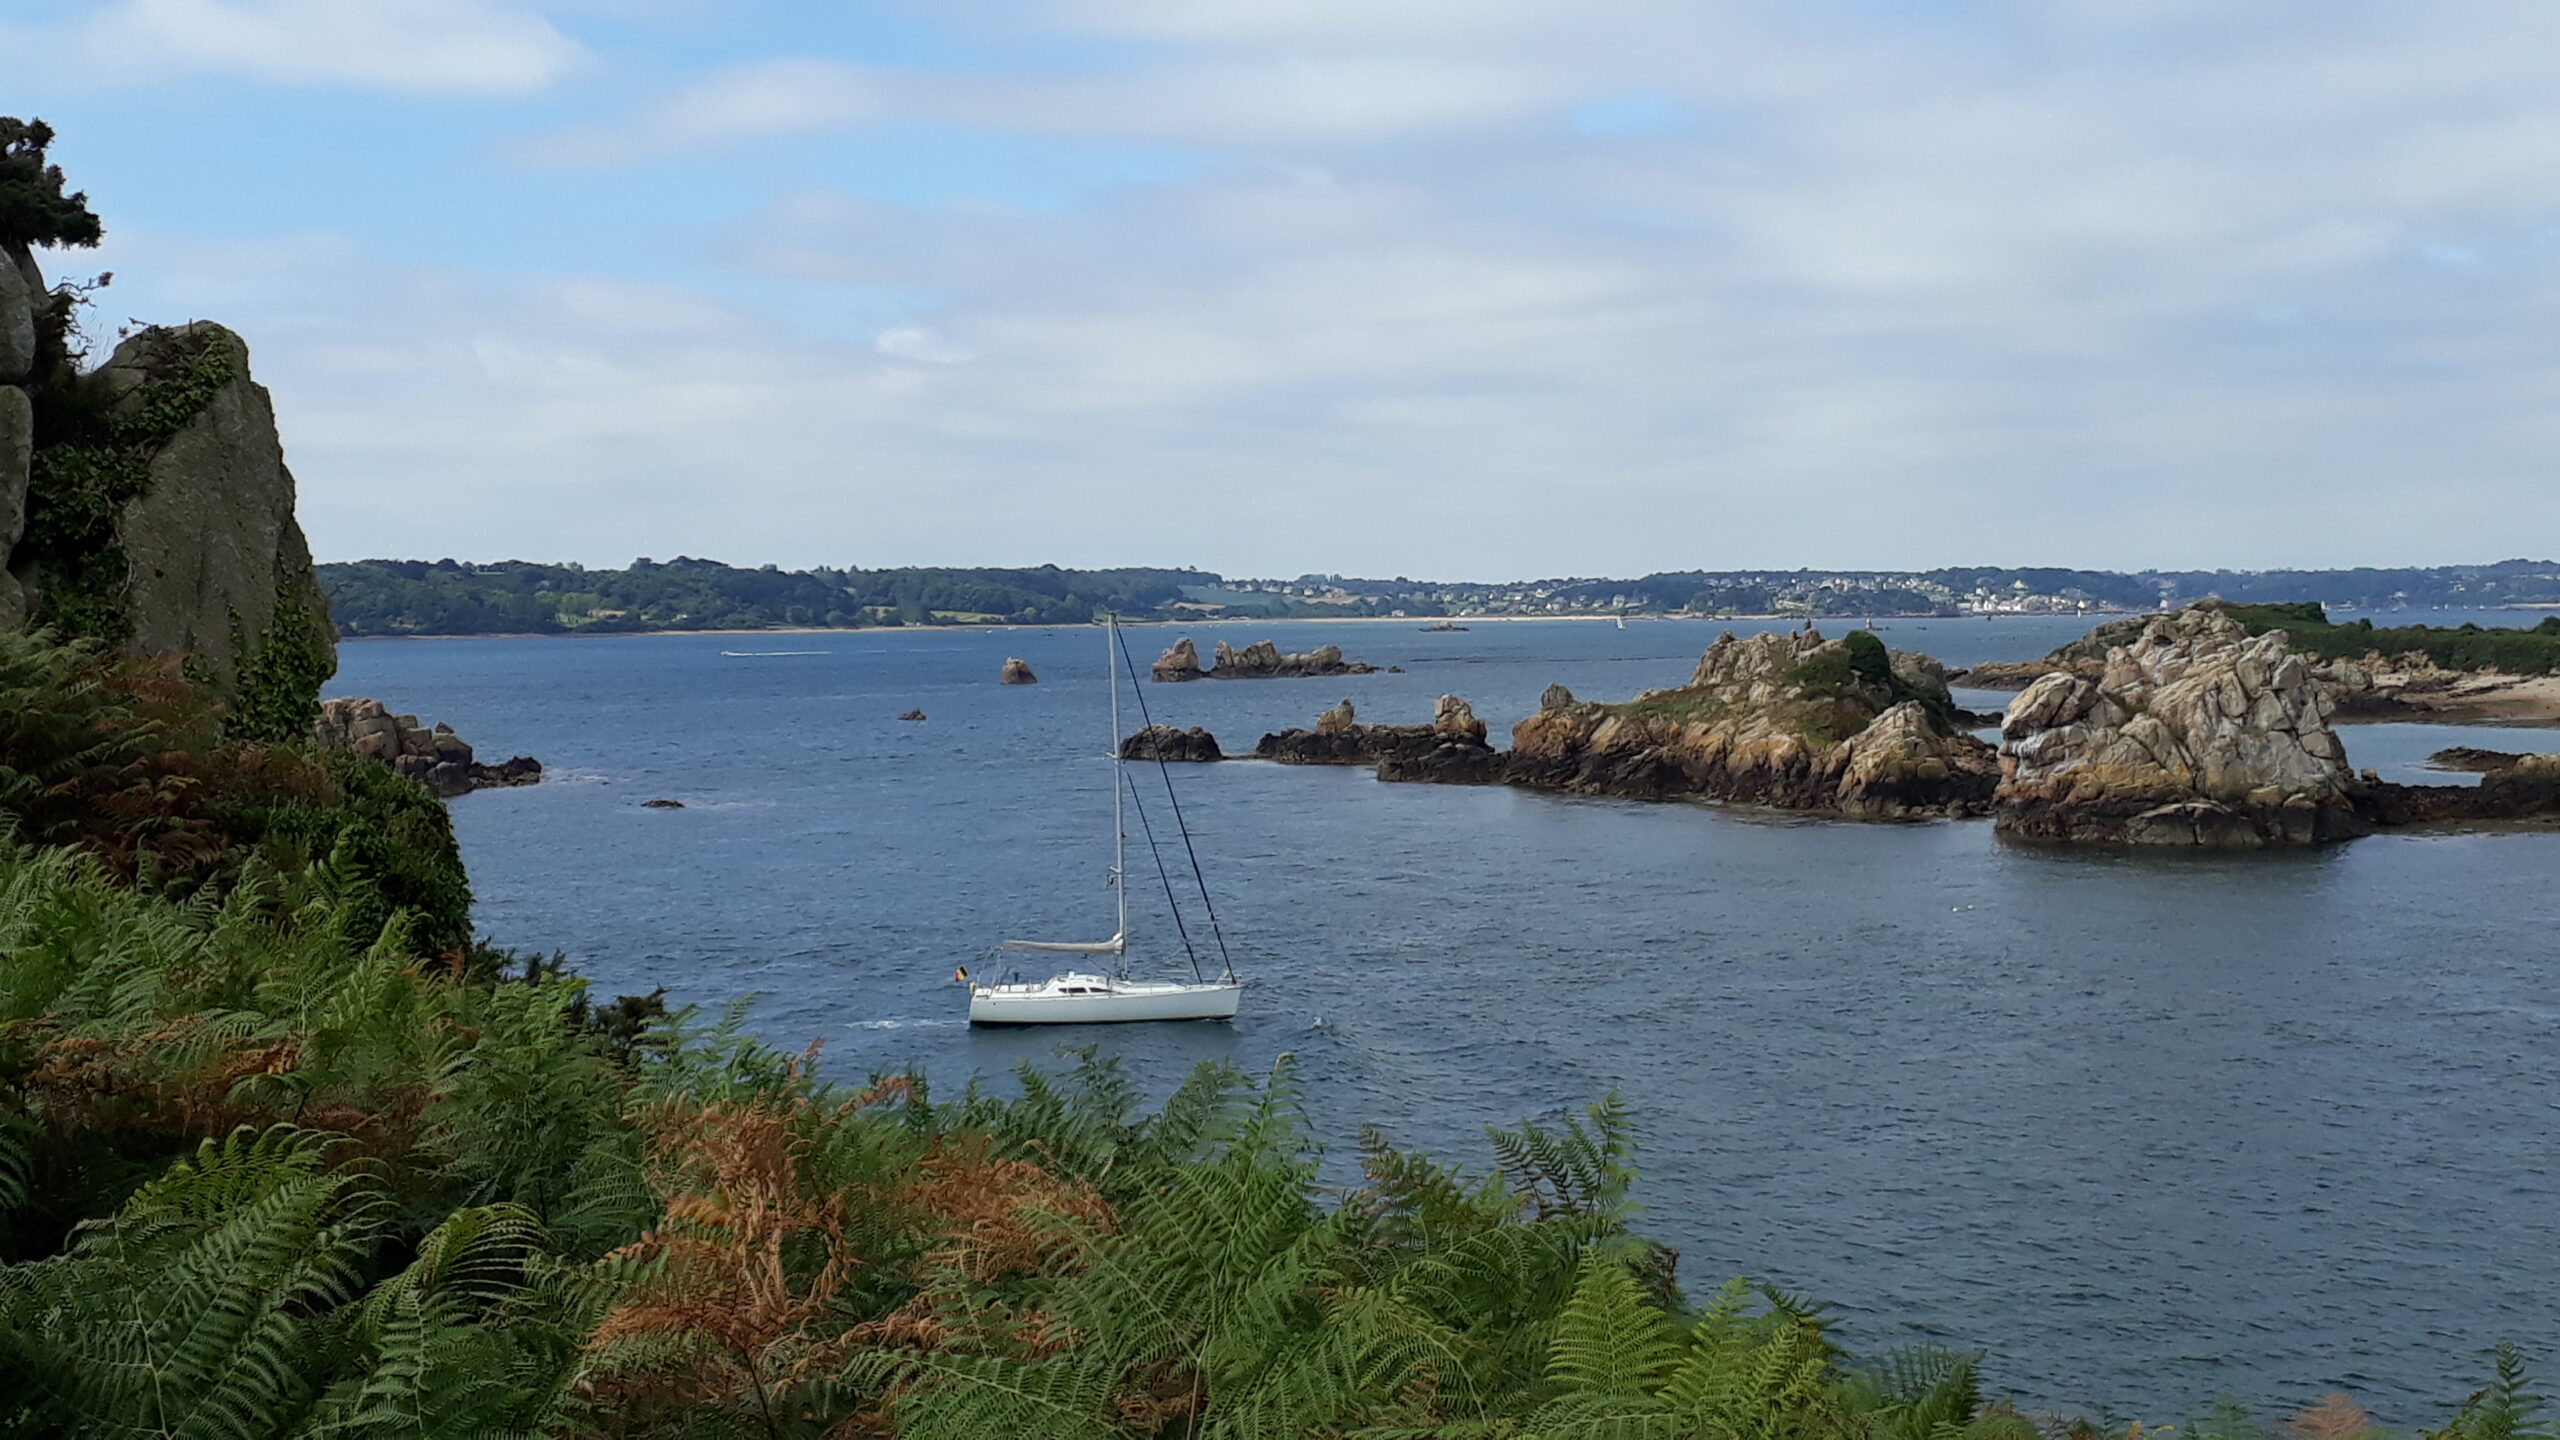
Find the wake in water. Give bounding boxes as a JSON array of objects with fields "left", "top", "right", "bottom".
[{"left": 721, "top": 649, "right": 830, "bottom": 657}]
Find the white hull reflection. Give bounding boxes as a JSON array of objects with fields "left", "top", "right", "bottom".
[{"left": 968, "top": 971, "right": 1242, "bottom": 1025}]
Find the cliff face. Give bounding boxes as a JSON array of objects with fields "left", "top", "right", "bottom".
[
  {"left": 2, "top": 245, "right": 333, "bottom": 736},
  {"left": 1993, "top": 608, "right": 2361, "bottom": 847},
  {"left": 104, "top": 324, "right": 337, "bottom": 713},
  {"left": 1495, "top": 628, "right": 1999, "bottom": 817},
  {"left": 0, "top": 245, "right": 37, "bottom": 629}
]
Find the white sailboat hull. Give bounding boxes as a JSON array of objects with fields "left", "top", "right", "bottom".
[{"left": 969, "top": 972, "right": 1242, "bottom": 1025}]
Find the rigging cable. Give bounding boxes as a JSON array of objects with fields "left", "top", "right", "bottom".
[
  {"left": 1105, "top": 618, "right": 1204, "bottom": 982},
  {"left": 1114, "top": 621, "right": 1235, "bottom": 981}
]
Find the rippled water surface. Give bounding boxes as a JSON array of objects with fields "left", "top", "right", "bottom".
[{"left": 336, "top": 614, "right": 2560, "bottom": 1418}]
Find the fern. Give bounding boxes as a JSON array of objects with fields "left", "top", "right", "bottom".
[
  {"left": 1, "top": 1126, "right": 384, "bottom": 1437},
  {"left": 2433, "top": 1346, "right": 2555, "bottom": 1440}
]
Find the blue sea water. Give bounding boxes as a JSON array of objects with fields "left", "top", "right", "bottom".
[{"left": 333, "top": 613, "right": 2560, "bottom": 1420}]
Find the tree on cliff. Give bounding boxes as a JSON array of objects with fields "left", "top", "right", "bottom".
[{"left": 0, "top": 117, "right": 102, "bottom": 251}]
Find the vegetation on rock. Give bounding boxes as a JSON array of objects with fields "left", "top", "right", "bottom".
[
  {"left": 0, "top": 117, "right": 101, "bottom": 252},
  {"left": 0, "top": 629, "right": 468, "bottom": 952},
  {"left": 20, "top": 322, "right": 239, "bottom": 644},
  {"left": 2213, "top": 602, "right": 2560, "bottom": 677}
]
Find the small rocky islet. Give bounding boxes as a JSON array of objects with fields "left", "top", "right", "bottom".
[
  {"left": 1151, "top": 635, "right": 1379, "bottom": 681},
  {"left": 1130, "top": 606, "right": 2560, "bottom": 848},
  {"left": 314, "top": 697, "right": 542, "bottom": 798}
]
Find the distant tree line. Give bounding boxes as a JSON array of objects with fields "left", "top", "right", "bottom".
[{"left": 318, "top": 558, "right": 1201, "bottom": 636}]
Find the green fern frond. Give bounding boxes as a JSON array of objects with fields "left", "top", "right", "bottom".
[
  {"left": 1547, "top": 1252, "right": 1682, "bottom": 1398},
  {"left": 2432, "top": 1346, "right": 2556, "bottom": 1440}
]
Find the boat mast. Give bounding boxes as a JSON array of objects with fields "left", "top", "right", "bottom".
[{"left": 1108, "top": 612, "right": 1128, "bottom": 970}]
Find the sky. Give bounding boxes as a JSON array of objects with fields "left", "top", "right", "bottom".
[{"left": 6, "top": 0, "right": 2560, "bottom": 578}]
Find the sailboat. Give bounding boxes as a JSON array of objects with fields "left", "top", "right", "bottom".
[{"left": 963, "top": 616, "right": 1243, "bottom": 1025}]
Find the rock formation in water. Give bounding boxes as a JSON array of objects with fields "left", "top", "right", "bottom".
[
  {"left": 1257, "top": 694, "right": 1500, "bottom": 777},
  {"left": 1992, "top": 608, "right": 2361, "bottom": 847},
  {"left": 999, "top": 657, "right": 1036, "bottom": 685},
  {"left": 1432, "top": 693, "right": 1487, "bottom": 743},
  {"left": 1540, "top": 683, "right": 1575, "bottom": 711},
  {"left": 1952, "top": 615, "right": 2155, "bottom": 690},
  {"left": 1152, "top": 637, "right": 1204, "bottom": 681},
  {"left": 315, "top": 697, "right": 542, "bottom": 799},
  {"left": 2427, "top": 745, "right": 2529, "bottom": 773},
  {"left": 1151, "top": 635, "right": 1378, "bottom": 681},
  {"left": 2358, "top": 753, "right": 2560, "bottom": 827},
  {"left": 898, "top": 709, "right": 926, "bottom": 721},
  {"left": 1120, "top": 724, "right": 1223, "bottom": 762},
  {"left": 1491, "top": 628, "right": 1999, "bottom": 818}
]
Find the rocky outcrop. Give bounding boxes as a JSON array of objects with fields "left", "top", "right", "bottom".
[
  {"left": 1151, "top": 635, "right": 1378, "bottom": 681},
  {"left": 1486, "top": 628, "right": 2000, "bottom": 817},
  {"left": 999, "top": 657, "right": 1036, "bottom": 685},
  {"left": 2359, "top": 754, "right": 2560, "bottom": 827},
  {"left": 0, "top": 244, "right": 34, "bottom": 630},
  {"left": 1153, "top": 637, "right": 1204, "bottom": 681},
  {"left": 3, "top": 294, "right": 336, "bottom": 728},
  {"left": 1951, "top": 615, "right": 2158, "bottom": 690},
  {"left": 316, "top": 697, "right": 542, "bottom": 799},
  {"left": 1256, "top": 696, "right": 1500, "bottom": 778},
  {"left": 2427, "top": 745, "right": 2530, "bottom": 773},
  {"left": 1433, "top": 694, "right": 1487, "bottom": 743},
  {"left": 103, "top": 324, "right": 336, "bottom": 707},
  {"left": 1540, "top": 683, "right": 1575, "bottom": 711},
  {"left": 1120, "top": 724, "right": 1223, "bottom": 762},
  {"left": 898, "top": 709, "right": 926, "bottom": 721},
  {"left": 1992, "top": 608, "right": 2361, "bottom": 847}
]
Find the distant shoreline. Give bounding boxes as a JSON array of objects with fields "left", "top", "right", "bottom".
[{"left": 334, "top": 611, "right": 2153, "bottom": 643}]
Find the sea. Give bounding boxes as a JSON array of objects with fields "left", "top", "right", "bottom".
[{"left": 334, "top": 611, "right": 2560, "bottom": 1420}]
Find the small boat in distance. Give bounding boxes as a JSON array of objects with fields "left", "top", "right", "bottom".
[{"left": 963, "top": 615, "right": 1242, "bottom": 1025}]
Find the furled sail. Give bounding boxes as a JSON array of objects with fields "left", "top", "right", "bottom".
[{"left": 998, "top": 933, "right": 1126, "bottom": 955}]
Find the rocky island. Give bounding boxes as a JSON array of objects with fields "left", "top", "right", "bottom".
[
  {"left": 1224, "top": 628, "right": 1999, "bottom": 819},
  {"left": 1151, "top": 636, "right": 1379, "bottom": 681},
  {"left": 1990, "top": 606, "right": 2560, "bottom": 845},
  {"left": 1487, "top": 628, "right": 1999, "bottom": 818}
]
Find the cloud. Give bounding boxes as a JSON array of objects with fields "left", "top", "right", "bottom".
[
  {"left": 52, "top": 1, "right": 2560, "bottom": 574},
  {"left": 874, "top": 327, "right": 974, "bottom": 364},
  {"left": 54, "top": 0, "right": 585, "bottom": 93},
  {"left": 517, "top": 58, "right": 886, "bottom": 166}
]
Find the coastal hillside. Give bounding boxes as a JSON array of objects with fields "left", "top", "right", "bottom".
[{"left": 316, "top": 556, "right": 2560, "bottom": 636}]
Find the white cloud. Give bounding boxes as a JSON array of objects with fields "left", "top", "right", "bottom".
[
  {"left": 53, "top": 1, "right": 2560, "bottom": 573},
  {"left": 517, "top": 58, "right": 885, "bottom": 166},
  {"left": 59, "top": 0, "right": 584, "bottom": 93},
  {"left": 875, "top": 327, "right": 976, "bottom": 365}
]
